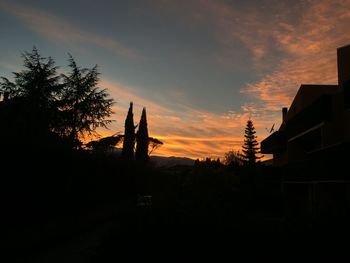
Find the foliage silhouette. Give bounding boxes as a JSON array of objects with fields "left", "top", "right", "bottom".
[
  {"left": 0, "top": 48, "right": 115, "bottom": 151},
  {"left": 224, "top": 150, "right": 244, "bottom": 168},
  {"left": 0, "top": 47, "right": 61, "bottom": 103},
  {"left": 148, "top": 137, "right": 163, "bottom": 155},
  {"left": 241, "top": 119, "right": 262, "bottom": 165},
  {"left": 0, "top": 47, "right": 61, "bottom": 146},
  {"left": 85, "top": 134, "right": 122, "bottom": 153},
  {"left": 59, "top": 55, "right": 114, "bottom": 149},
  {"left": 122, "top": 102, "right": 136, "bottom": 161},
  {"left": 135, "top": 107, "right": 149, "bottom": 162}
]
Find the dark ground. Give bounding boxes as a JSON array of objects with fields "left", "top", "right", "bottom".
[{"left": 3, "top": 150, "right": 350, "bottom": 261}]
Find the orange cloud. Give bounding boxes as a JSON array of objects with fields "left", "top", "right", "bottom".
[
  {"left": 239, "top": 1, "right": 348, "bottom": 110},
  {"left": 206, "top": 0, "right": 350, "bottom": 111}
]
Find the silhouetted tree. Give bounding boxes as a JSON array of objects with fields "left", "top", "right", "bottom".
[
  {"left": 85, "top": 134, "right": 122, "bottom": 153},
  {"left": 194, "top": 158, "right": 200, "bottom": 166},
  {"left": 122, "top": 102, "right": 136, "bottom": 161},
  {"left": 135, "top": 107, "right": 149, "bottom": 162},
  {"left": 241, "top": 119, "right": 261, "bottom": 165},
  {"left": 0, "top": 47, "right": 61, "bottom": 105},
  {"left": 148, "top": 137, "right": 163, "bottom": 155},
  {"left": 224, "top": 150, "right": 244, "bottom": 168},
  {"left": 0, "top": 47, "right": 62, "bottom": 145},
  {"left": 0, "top": 48, "right": 115, "bottom": 151},
  {"left": 59, "top": 55, "right": 114, "bottom": 148}
]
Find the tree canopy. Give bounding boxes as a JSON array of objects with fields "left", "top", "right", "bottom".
[
  {"left": 59, "top": 55, "right": 114, "bottom": 148},
  {"left": 0, "top": 47, "right": 115, "bottom": 150}
]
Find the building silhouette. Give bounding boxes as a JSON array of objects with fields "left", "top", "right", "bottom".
[
  {"left": 261, "top": 44, "right": 350, "bottom": 222},
  {"left": 261, "top": 44, "right": 350, "bottom": 169}
]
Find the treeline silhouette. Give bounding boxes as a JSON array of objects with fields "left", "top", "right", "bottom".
[{"left": 1, "top": 48, "right": 346, "bottom": 260}]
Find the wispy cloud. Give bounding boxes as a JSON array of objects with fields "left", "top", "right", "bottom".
[{"left": 0, "top": 1, "right": 142, "bottom": 59}]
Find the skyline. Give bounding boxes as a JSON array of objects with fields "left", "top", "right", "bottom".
[{"left": 1, "top": 0, "right": 350, "bottom": 159}]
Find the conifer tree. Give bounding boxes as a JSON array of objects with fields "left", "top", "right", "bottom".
[
  {"left": 60, "top": 55, "right": 114, "bottom": 148},
  {"left": 241, "top": 119, "right": 261, "bottom": 165},
  {"left": 135, "top": 107, "right": 149, "bottom": 162},
  {"left": 0, "top": 47, "right": 61, "bottom": 144},
  {"left": 122, "top": 102, "right": 135, "bottom": 161}
]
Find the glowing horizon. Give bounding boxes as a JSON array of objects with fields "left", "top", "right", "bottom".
[{"left": 96, "top": 79, "right": 265, "bottom": 160}]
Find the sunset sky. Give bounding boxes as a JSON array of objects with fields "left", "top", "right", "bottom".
[{"left": 1, "top": 0, "right": 350, "bottom": 159}]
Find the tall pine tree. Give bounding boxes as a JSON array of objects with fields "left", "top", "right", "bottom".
[
  {"left": 135, "top": 107, "right": 149, "bottom": 162},
  {"left": 122, "top": 102, "right": 135, "bottom": 161},
  {"left": 241, "top": 119, "right": 261, "bottom": 165}
]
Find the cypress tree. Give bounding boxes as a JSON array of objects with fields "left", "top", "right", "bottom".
[
  {"left": 135, "top": 107, "right": 149, "bottom": 162},
  {"left": 241, "top": 119, "right": 261, "bottom": 165},
  {"left": 122, "top": 102, "right": 135, "bottom": 161}
]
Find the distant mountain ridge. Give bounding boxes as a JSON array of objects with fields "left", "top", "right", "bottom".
[
  {"left": 109, "top": 147, "right": 195, "bottom": 167},
  {"left": 150, "top": 155, "right": 195, "bottom": 167}
]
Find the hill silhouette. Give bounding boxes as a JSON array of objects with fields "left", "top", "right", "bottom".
[{"left": 151, "top": 155, "right": 195, "bottom": 167}]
